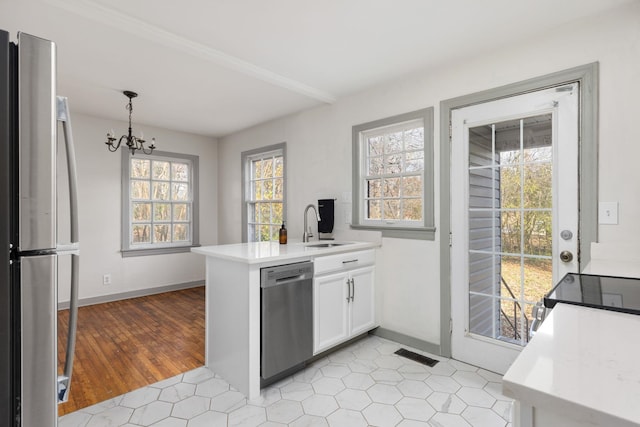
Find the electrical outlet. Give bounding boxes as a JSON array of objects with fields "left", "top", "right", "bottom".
[{"left": 103, "top": 274, "right": 111, "bottom": 286}]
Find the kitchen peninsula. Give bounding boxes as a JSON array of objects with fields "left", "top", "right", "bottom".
[
  {"left": 192, "top": 240, "right": 378, "bottom": 399},
  {"left": 503, "top": 244, "right": 640, "bottom": 427},
  {"left": 502, "top": 303, "right": 640, "bottom": 427}
]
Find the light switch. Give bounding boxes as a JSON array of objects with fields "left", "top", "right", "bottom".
[{"left": 598, "top": 202, "right": 619, "bottom": 225}]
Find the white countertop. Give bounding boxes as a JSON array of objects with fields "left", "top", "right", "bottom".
[
  {"left": 582, "top": 242, "right": 640, "bottom": 278},
  {"left": 192, "top": 240, "right": 377, "bottom": 264},
  {"left": 582, "top": 259, "right": 640, "bottom": 279},
  {"left": 502, "top": 303, "right": 640, "bottom": 427}
]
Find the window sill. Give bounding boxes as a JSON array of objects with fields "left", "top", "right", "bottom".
[
  {"left": 121, "top": 244, "right": 201, "bottom": 258},
  {"left": 350, "top": 224, "right": 436, "bottom": 240}
]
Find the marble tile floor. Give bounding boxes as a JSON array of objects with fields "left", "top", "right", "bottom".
[{"left": 59, "top": 335, "right": 513, "bottom": 427}]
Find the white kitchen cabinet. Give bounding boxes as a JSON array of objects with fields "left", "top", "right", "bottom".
[
  {"left": 313, "top": 249, "right": 376, "bottom": 354},
  {"left": 349, "top": 266, "right": 375, "bottom": 336},
  {"left": 313, "top": 271, "right": 350, "bottom": 352}
]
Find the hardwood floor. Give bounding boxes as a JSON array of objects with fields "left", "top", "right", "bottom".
[{"left": 56, "top": 286, "right": 205, "bottom": 416}]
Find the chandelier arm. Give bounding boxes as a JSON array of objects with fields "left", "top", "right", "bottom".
[
  {"left": 106, "top": 135, "right": 120, "bottom": 151},
  {"left": 118, "top": 135, "right": 127, "bottom": 148}
]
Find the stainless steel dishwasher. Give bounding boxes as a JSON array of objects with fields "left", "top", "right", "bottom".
[{"left": 261, "top": 261, "right": 313, "bottom": 383}]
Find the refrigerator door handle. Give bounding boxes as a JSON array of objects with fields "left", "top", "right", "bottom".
[
  {"left": 56, "top": 96, "right": 80, "bottom": 403},
  {"left": 56, "top": 242, "right": 80, "bottom": 255},
  {"left": 56, "top": 96, "right": 79, "bottom": 245}
]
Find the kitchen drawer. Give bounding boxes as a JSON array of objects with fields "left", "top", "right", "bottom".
[{"left": 314, "top": 249, "right": 375, "bottom": 275}]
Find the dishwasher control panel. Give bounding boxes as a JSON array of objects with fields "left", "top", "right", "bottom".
[{"left": 261, "top": 261, "right": 314, "bottom": 288}]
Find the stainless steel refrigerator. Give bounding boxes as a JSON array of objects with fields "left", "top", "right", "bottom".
[{"left": 0, "top": 30, "right": 80, "bottom": 426}]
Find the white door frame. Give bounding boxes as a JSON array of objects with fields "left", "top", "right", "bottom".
[{"left": 438, "top": 63, "right": 599, "bottom": 358}]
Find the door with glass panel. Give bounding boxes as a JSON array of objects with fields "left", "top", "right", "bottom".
[{"left": 450, "top": 84, "right": 579, "bottom": 374}]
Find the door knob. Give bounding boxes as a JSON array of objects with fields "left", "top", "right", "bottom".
[{"left": 559, "top": 250, "right": 574, "bottom": 263}]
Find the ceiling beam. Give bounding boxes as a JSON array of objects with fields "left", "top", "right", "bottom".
[{"left": 47, "top": 0, "right": 337, "bottom": 104}]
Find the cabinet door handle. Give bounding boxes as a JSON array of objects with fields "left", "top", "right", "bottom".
[
  {"left": 342, "top": 259, "right": 358, "bottom": 264},
  {"left": 350, "top": 278, "right": 355, "bottom": 302},
  {"left": 346, "top": 278, "right": 351, "bottom": 302}
]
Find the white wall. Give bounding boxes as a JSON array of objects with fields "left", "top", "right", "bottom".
[
  {"left": 217, "top": 2, "right": 640, "bottom": 347},
  {"left": 57, "top": 112, "right": 218, "bottom": 304}
]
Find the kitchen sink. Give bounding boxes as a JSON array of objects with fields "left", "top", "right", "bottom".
[{"left": 305, "top": 242, "right": 352, "bottom": 248}]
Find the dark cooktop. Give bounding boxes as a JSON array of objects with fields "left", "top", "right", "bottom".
[{"left": 544, "top": 273, "right": 640, "bottom": 315}]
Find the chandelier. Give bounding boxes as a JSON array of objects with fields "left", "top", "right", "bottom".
[{"left": 105, "top": 90, "right": 156, "bottom": 155}]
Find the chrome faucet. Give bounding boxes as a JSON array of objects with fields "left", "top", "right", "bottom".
[{"left": 303, "top": 204, "right": 321, "bottom": 242}]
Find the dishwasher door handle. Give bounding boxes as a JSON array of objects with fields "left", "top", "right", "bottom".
[
  {"left": 277, "top": 274, "right": 304, "bottom": 284},
  {"left": 263, "top": 273, "right": 311, "bottom": 288}
]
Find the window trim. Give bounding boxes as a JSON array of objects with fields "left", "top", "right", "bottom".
[
  {"left": 121, "top": 150, "right": 200, "bottom": 257},
  {"left": 351, "top": 107, "right": 435, "bottom": 240},
  {"left": 241, "top": 142, "right": 287, "bottom": 243}
]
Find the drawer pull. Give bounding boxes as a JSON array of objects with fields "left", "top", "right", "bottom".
[{"left": 342, "top": 259, "right": 358, "bottom": 264}]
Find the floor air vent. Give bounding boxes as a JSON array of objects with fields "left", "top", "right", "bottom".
[{"left": 394, "top": 348, "right": 439, "bottom": 367}]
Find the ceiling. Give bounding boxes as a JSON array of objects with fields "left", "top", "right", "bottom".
[{"left": 0, "top": 0, "right": 633, "bottom": 137}]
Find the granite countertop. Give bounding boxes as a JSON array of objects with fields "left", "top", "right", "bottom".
[
  {"left": 502, "top": 303, "right": 640, "bottom": 427},
  {"left": 191, "top": 240, "right": 377, "bottom": 264}
]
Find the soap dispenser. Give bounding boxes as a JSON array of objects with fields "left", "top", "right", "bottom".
[{"left": 279, "top": 222, "right": 287, "bottom": 244}]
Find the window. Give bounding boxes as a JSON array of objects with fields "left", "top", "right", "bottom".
[
  {"left": 352, "top": 108, "right": 435, "bottom": 239},
  {"left": 121, "top": 150, "right": 199, "bottom": 256},
  {"left": 241, "top": 143, "right": 286, "bottom": 243}
]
